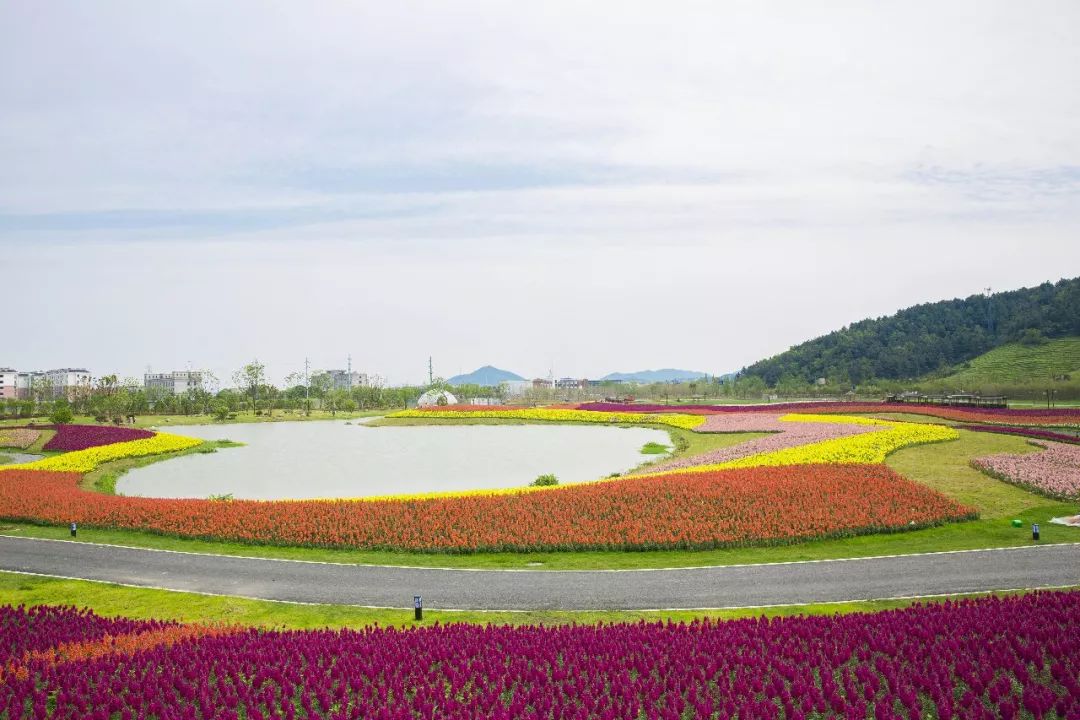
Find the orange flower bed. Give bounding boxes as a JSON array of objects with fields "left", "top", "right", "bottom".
[
  {"left": 0, "top": 466, "right": 973, "bottom": 552},
  {"left": 1, "top": 624, "right": 233, "bottom": 682}
]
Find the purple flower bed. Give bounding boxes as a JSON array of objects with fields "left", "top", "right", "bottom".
[
  {"left": 972, "top": 441, "right": 1080, "bottom": 499},
  {"left": 0, "top": 605, "right": 176, "bottom": 665},
  {"left": 42, "top": 424, "right": 154, "bottom": 452},
  {"left": 957, "top": 424, "right": 1080, "bottom": 445},
  {"left": 638, "top": 412, "right": 881, "bottom": 474},
  {"left": 4, "top": 591, "right": 1079, "bottom": 719}
]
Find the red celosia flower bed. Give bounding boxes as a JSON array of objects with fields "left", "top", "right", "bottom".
[
  {"left": 578, "top": 401, "right": 1080, "bottom": 426},
  {"left": 956, "top": 423, "right": 1080, "bottom": 445},
  {"left": 4, "top": 591, "right": 1079, "bottom": 719},
  {"left": 0, "top": 465, "right": 973, "bottom": 552},
  {"left": 41, "top": 424, "right": 153, "bottom": 451}
]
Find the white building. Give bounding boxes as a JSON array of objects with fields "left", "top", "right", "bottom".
[
  {"left": 145, "top": 371, "right": 204, "bottom": 395},
  {"left": 12, "top": 368, "right": 92, "bottom": 400},
  {"left": 0, "top": 368, "right": 16, "bottom": 401},
  {"left": 46, "top": 368, "right": 92, "bottom": 399},
  {"left": 14, "top": 371, "right": 41, "bottom": 399}
]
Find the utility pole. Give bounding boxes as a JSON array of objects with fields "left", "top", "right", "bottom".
[
  {"left": 985, "top": 287, "right": 994, "bottom": 335},
  {"left": 304, "top": 357, "right": 310, "bottom": 414},
  {"left": 428, "top": 356, "right": 434, "bottom": 386},
  {"left": 347, "top": 353, "right": 353, "bottom": 390}
]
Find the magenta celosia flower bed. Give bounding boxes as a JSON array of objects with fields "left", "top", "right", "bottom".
[
  {"left": 638, "top": 412, "right": 881, "bottom": 474},
  {"left": 957, "top": 424, "right": 1080, "bottom": 445},
  {"left": 3, "top": 591, "right": 1079, "bottom": 719},
  {"left": 972, "top": 441, "right": 1080, "bottom": 499},
  {"left": 41, "top": 424, "right": 153, "bottom": 451}
]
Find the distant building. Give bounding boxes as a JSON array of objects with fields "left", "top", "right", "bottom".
[
  {"left": 48, "top": 369, "right": 92, "bottom": 399},
  {"left": 14, "top": 371, "right": 41, "bottom": 399},
  {"left": 9, "top": 368, "right": 92, "bottom": 400},
  {"left": 325, "top": 369, "right": 369, "bottom": 391},
  {"left": 145, "top": 371, "right": 204, "bottom": 396},
  {"left": 532, "top": 378, "right": 553, "bottom": 389},
  {"left": 555, "top": 377, "right": 587, "bottom": 390},
  {"left": 0, "top": 368, "right": 16, "bottom": 401}
]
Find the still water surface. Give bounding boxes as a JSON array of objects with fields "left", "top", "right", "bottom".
[{"left": 117, "top": 421, "right": 670, "bottom": 500}]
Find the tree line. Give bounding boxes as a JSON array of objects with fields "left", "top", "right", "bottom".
[{"left": 741, "top": 277, "right": 1080, "bottom": 387}]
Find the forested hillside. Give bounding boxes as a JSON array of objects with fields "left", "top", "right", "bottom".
[{"left": 742, "top": 277, "right": 1080, "bottom": 385}]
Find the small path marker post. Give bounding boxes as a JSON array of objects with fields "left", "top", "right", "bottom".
[
  {"left": 1032, "top": 523, "right": 1040, "bottom": 542},
  {"left": 414, "top": 595, "right": 423, "bottom": 621},
  {"left": 70, "top": 522, "right": 77, "bottom": 538}
]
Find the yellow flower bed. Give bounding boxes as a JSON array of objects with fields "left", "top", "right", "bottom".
[
  {"left": 0, "top": 432, "right": 202, "bottom": 474},
  {"left": 781, "top": 412, "right": 888, "bottom": 427},
  {"left": 638, "top": 414, "right": 958, "bottom": 478},
  {"left": 389, "top": 408, "right": 706, "bottom": 430}
]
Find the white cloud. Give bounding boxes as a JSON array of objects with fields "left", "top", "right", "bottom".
[{"left": 1, "top": 1, "right": 1078, "bottom": 382}]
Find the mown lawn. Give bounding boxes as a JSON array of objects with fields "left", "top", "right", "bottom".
[{"left": 1, "top": 571, "right": 1070, "bottom": 630}]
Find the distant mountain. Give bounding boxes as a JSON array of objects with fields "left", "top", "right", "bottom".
[
  {"left": 448, "top": 365, "right": 526, "bottom": 387},
  {"left": 601, "top": 369, "right": 711, "bottom": 383}
]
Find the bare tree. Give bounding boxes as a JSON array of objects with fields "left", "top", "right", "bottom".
[{"left": 232, "top": 360, "right": 266, "bottom": 413}]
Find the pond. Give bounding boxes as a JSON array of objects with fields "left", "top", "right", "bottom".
[{"left": 117, "top": 421, "right": 672, "bottom": 500}]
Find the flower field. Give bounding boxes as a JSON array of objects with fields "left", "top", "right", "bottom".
[
  {"left": 972, "top": 441, "right": 1080, "bottom": 499},
  {"left": 641, "top": 412, "right": 882, "bottom": 474},
  {"left": 42, "top": 424, "right": 153, "bottom": 451},
  {"left": 0, "top": 464, "right": 973, "bottom": 551},
  {"left": 1, "top": 432, "right": 201, "bottom": 474},
  {"left": 0, "top": 429, "right": 39, "bottom": 449},
  {"left": 390, "top": 407, "right": 707, "bottom": 430},
  {"left": 579, "top": 401, "right": 1080, "bottom": 427},
  {"left": 956, "top": 423, "right": 1080, "bottom": 445},
  {"left": 0, "top": 605, "right": 178, "bottom": 666},
  {"left": 0, "top": 404, "right": 986, "bottom": 552},
  {"left": 3, "top": 590, "right": 1079, "bottom": 719},
  {"left": 637, "top": 415, "right": 958, "bottom": 478}
]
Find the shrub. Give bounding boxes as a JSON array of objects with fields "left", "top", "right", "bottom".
[
  {"left": 531, "top": 473, "right": 558, "bottom": 487},
  {"left": 49, "top": 401, "right": 73, "bottom": 425}
]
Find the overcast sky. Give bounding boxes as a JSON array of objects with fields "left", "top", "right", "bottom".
[{"left": 3, "top": 2, "right": 1079, "bottom": 386}]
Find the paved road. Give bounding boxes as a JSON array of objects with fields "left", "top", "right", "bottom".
[{"left": 1, "top": 536, "right": 1077, "bottom": 611}]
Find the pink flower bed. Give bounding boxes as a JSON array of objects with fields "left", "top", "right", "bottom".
[
  {"left": 972, "top": 441, "right": 1080, "bottom": 499},
  {"left": 638, "top": 413, "right": 881, "bottom": 474},
  {"left": 0, "top": 429, "right": 40, "bottom": 449},
  {"left": 42, "top": 424, "right": 153, "bottom": 452}
]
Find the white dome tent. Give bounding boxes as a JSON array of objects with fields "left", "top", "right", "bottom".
[{"left": 416, "top": 389, "right": 458, "bottom": 407}]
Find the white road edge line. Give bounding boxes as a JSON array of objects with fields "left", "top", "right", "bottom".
[
  {"left": 1, "top": 533, "right": 1078, "bottom": 573},
  {"left": 1, "top": 568, "right": 1077, "bottom": 614}
]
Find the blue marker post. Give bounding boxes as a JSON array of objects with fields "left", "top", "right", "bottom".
[
  {"left": 70, "top": 522, "right": 77, "bottom": 538},
  {"left": 414, "top": 595, "right": 423, "bottom": 621},
  {"left": 1032, "top": 523, "right": 1040, "bottom": 542}
]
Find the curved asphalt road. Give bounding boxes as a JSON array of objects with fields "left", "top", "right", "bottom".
[{"left": 1, "top": 536, "right": 1077, "bottom": 611}]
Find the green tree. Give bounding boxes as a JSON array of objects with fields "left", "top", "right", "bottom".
[
  {"left": 49, "top": 399, "right": 74, "bottom": 424},
  {"left": 211, "top": 400, "right": 230, "bottom": 422}
]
